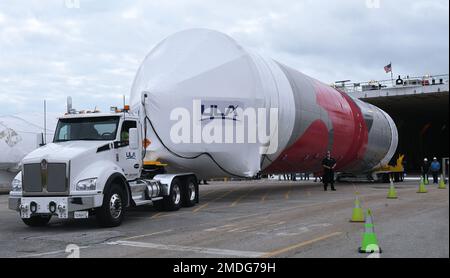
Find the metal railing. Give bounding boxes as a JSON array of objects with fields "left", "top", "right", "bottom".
[{"left": 334, "top": 74, "right": 449, "bottom": 94}]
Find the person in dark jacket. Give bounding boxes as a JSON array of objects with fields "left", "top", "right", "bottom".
[
  {"left": 430, "top": 157, "right": 441, "bottom": 184},
  {"left": 421, "top": 158, "right": 430, "bottom": 184},
  {"left": 322, "top": 151, "right": 337, "bottom": 191}
]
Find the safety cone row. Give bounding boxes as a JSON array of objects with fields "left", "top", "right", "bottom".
[
  {"left": 387, "top": 179, "right": 398, "bottom": 199},
  {"left": 350, "top": 195, "right": 365, "bottom": 222},
  {"left": 438, "top": 175, "right": 447, "bottom": 189},
  {"left": 358, "top": 209, "right": 382, "bottom": 254},
  {"left": 417, "top": 177, "right": 428, "bottom": 193},
  {"left": 350, "top": 196, "right": 382, "bottom": 254}
]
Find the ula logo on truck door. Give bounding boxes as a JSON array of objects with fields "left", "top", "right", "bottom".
[{"left": 126, "top": 152, "right": 136, "bottom": 160}]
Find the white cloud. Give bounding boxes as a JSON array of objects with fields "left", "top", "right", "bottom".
[
  {"left": 0, "top": 12, "right": 5, "bottom": 25},
  {"left": 121, "top": 7, "right": 140, "bottom": 19}
]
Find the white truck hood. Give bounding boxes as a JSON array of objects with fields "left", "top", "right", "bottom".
[{"left": 22, "top": 141, "right": 111, "bottom": 164}]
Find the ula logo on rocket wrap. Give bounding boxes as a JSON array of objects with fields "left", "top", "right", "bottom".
[{"left": 169, "top": 100, "right": 279, "bottom": 155}]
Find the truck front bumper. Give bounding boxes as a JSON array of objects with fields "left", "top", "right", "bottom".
[{"left": 9, "top": 195, "right": 103, "bottom": 219}]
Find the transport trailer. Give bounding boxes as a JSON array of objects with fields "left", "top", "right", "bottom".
[
  {"left": 336, "top": 154, "right": 405, "bottom": 183},
  {"left": 8, "top": 29, "right": 398, "bottom": 227}
]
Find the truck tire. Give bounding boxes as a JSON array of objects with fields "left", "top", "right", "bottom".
[
  {"left": 96, "top": 183, "right": 125, "bottom": 227},
  {"left": 182, "top": 176, "right": 198, "bottom": 207},
  {"left": 163, "top": 178, "right": 182, "bottom": 211},
  {"left": 21, "top": 215, "right": 51, "bottom": 227}
]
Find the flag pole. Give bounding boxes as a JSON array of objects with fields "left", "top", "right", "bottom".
[{"left": 390, "top": 61, "right": 394, "bottom": 87}]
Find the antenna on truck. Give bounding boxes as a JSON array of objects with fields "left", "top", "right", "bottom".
[
  {"left": 43, "top": 100, "right": 47, "bottom": 145},
  {"left": 67, "top": 96, "right": 75, "bottom": 114},
  {"left": 123, "top": 95, "right": 127, "bottom": 119}
]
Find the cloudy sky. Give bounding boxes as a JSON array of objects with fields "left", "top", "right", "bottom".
[{"left": 0, "top": 0, "right": 448, "bottom": 115}]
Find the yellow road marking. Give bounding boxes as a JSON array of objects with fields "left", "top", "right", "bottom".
[
  {"left": 200, "top": 188, "right": 219, "bottom": 198},
  {"left": 261, "top": 187, "right": 273, "bottom": 202},
  {"left": 261, "top": 232, "right": 342, "bottom": 258},
  {"left": 285, "top": 185, "right": 292, "bottom": 200},
  {"left": 193, "top": 189, "right": 236, "bottom": 213},
  {"left": 261, "top": 192, "right": 269, "bottom": 202},
  {"left": 193, "top": 203, "right": 209, "bottom": 213},
  {"left": 150, "top": 212, "right": 164, "bottom": 219},
  {"left": 230, "top": 187, "right": 257, "bottom": 207}
]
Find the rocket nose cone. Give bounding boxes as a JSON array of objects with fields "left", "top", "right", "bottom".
[{"left": 130, "top": 29, "right": 250, "bottom": 108}]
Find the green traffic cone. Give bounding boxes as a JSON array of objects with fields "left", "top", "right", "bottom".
[
  {"left": 417, "top": 178, "right": 428, "bottom": 193},
  {"left": 358, "top": 209, "right": 382, "bottom": 253},
  {"left": 350, "top": 195, "right": 365, "bottom": 222},
  {"left": 387, "top": 180, "right": 398, "bottom": 199},
  {"left": 438, "top": 175, "right": 447, "bottom": 189}
]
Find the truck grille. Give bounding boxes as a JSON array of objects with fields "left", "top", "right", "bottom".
[{"left": 22, "top": 163, "right": 68, "bottom": 194}]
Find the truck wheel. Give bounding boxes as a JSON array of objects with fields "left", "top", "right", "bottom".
[
  {"left": 182, "top": 176, "right": 198, "bottom": 207},
  {"left": 96, "top": 183, "right": 125, "bottom": 227},
  {"left": 163, "top": 179, "right": 182, "bottom": 211},
  {"left": 21, "top": 215, "right": 51, "bottom": 227}
]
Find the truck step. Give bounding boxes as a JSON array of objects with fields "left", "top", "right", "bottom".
[{"left": 133, "top": 200, "right": 153, "bottom": 206}]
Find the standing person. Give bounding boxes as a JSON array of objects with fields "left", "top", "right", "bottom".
[
  {"left": 430, "top": 157, "right": 441, "bottom": 184},
  {"left": 305, "top": 173, "right": 310, "bottom": 181},
  {"left": 322, "top": 151, "right": 337, "bottom": 191},
  {"left": 421, "top": 158, "right": 430, "bottom": 184}
]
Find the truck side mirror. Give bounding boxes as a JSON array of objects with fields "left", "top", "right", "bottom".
[
  {"left": 36, "top": 133, "right": 45, "bottom": 147},
  {"left": 129, "top": 128, "right": 139, "bottom": 150}
]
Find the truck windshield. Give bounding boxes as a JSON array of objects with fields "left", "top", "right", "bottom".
[{"left": 53, "top": 116, "right": 119, "bottom": 142}]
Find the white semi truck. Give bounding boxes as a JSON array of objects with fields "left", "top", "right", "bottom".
[{"left": 9, "top": 105, "right": 199, "bottom": 227}]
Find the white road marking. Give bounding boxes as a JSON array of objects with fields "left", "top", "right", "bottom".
[
  {"left": 107, "top": 240, "right": 265, "bottom": 258},
  {"left": 123, "top": 229, "right": 173, "bottom": 240},
  {"left": 204, "top": 224, "right": 235, "bottom": 232},
  {"left": 261, "top": 232, "right": 343, "bottom": 258},
  {"left": 17, "top": 246, "right": 90, "bottom": 258}
]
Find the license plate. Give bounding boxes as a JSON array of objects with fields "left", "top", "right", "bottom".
[{"left": 74, "top": 211, "right": 89, "bottom": 219}]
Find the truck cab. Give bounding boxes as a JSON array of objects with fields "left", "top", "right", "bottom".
[{"left": 8, "top": 108, "right": 198, "bottom": 227}]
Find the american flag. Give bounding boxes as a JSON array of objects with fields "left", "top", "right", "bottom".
[{"left": 384, "top": 63, "right": 392, "bottom": 73}]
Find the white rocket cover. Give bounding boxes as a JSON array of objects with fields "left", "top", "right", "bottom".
[
  {"left": 0, "top": 114, "right": 55, "bottom": 170},
  {"left": 130, "top": 29, "right": 295, "bottom": 178}
]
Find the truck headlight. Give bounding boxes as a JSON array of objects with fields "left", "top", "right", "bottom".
[
  {"left": 76, "top": 178, "right": 97, "bottom": 191},
  {"left": 11, "top": 179, "right": 22, "bottom": 192}
]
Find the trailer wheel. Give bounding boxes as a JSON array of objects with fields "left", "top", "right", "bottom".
[
  {"left": 163, "top": 178, "right": 182, "bottom": 211},
  {"left": 182, "top": 176, "right": 198, "bottom": 207},
  {"left": 21, "top": 215, "right": 51, "bottom": 227},
  {"left": 96, "top": 183, "right": 125, "bottom": 227}
]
